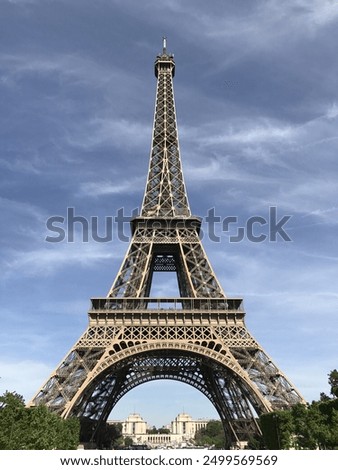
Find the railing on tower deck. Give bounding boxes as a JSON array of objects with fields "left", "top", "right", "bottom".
[{"left": 89, "top": 297, "right": 244, "bottom": 312}]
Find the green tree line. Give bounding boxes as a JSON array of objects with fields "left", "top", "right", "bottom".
[
  {"left": 194, "top": 420, "right": 225, "bottom": 449},
  {"left": 257, "top": 369, "right": 338, "bottom": 450},
  {"left": 0, "top": 392, "right": 125, "bottom": 449},
  {"left": 259, "top": 398, "right": 338, "bottom": 449},
  {"left": 196, "top": 370, "right": 338, "bottom": 450},
  {"left": 0, "top": 392, "right": 79, "bottom": 449},
  {"left": 1, "top": 369, "right": 337, "bottom": 449}
]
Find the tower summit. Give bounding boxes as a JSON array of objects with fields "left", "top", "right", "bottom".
[{"left": 29, "top": 41, "right": 305, "bottom": 448}]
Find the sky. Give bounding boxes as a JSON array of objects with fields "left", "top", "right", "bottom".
[{"left": 0, "top": 0, "right": 337, "bottom": 428}]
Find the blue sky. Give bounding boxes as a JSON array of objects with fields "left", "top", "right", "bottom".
[{"left": 0, "top": 0, "right": 337, "bottom": 428}]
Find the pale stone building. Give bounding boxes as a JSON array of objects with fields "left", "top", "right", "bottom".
[
  {"left": 170, "top": 412, "right": 209, "bottom": 440},
  {"left": 121, "top": 413, "right": 147, "bottom": 436},
  {"left": 109, "top": 412, "right": 210, "bottom": 448}
]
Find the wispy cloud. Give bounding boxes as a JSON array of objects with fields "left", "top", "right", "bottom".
[
  {"left": 67, "top": 117, "right": 151, "bottom": 151},
  {"left": 0, "top": 359, "right": 53, "bottom": 402},
  {"left": 0, "top": 197, "right": 46, "bottom": 223},
  {"left": 2, "top": 242, "right": 123, "bottom": 278},
  {"left": 200, "top": 0, "right": 338, "bottom": 44},
  {"left": 0, "top": 155, "right": 43, "bottom": 175},
  {"left": 185, "top": 101, "right": 337, "bottom": 151},
  {"left": 181, "top": 101, "right": 338, "bottom": 223},
  {"left": 5, "top": 0, "right": 39, "bottom": 4},
  {"left": 78, "top": 176, "right": 144, "bottom": 197},
  {"left": 196, "top": 119, "right": 296, "bottom": 146},
  {"left": 0, "top": 52, "right": 124, "bottom": 89},
  {"left": 325, "top": 102, "right": 338, "bottom": 119},
  {"left": 306, "top": 0, "right": 338, "bottom": 28}
]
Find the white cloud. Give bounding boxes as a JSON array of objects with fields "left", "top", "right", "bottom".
[
  {"left": 185, "top": 154, "right": 267, "bottom": 186},
  {"left": 326, "top": 102, "right": 338, "bottom": 119},
  {"left": 78, "top": 177, "right": 144, "bottom": 197},
  {"left": 186, "top": 102, "right": 337, "bottom": 151},
  {"left": 5, "top": 0, "right": 38, "bottom": 3},
  {"left": 204, "top": 0, "right": 338, "bottom": 44},
  {"left": 67, "top": 117, "right": 151, "bottom": 151},
  {"left": 2, "top": 242, "right": 123, "bottom": 277},
  {"left": 307, "top": 0, "right": 338, "bottom": 27},
  {"left": 0, "top": 156, "right": 43, "bottom": 175},
  {"left": 273, "top": 361, "right": 332, "bottom": 403},
  {"left": 0, "top": 52, "right": 118, "bottom": 89},
  {"left": 0, "top": 359, "right": 53, "bottom": 403},
  {"left": 0, "top": 197, "right": 46, "bottom": 223},
  {"left": 181, "top": 102, "right": 337, "bottom": 223},
  {"left": 303, "top": 206, "right": 338, "bottom": 223},
  {"left": 198, "top": 120, "right": 296, "bottom": 146}
]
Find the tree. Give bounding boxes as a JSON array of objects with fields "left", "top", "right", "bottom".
[
  {"left": 195, "top": 420, "right": 225, "bottom": 449},
  {"left": 329, "top": 409, "right": 338, "bottom": 449},
  {"left": 328, "top": 369, "right": 338, "bottom": 398},
  {"left": 0, "top": 391, "right": 80, "bottom": 450},
  {"left": 0, "top": 391, "right": 25, "bottom": 409},
  {"left": 79, "top": 418, "right": 122, "bottom": 449},
  {"left": 146, "top": 425, "right": 169, "bottom": 434},
  {"left": 94, "top": 422, "right": 121, "bottom": 449},
  {"left": 317, "top": 398, "right": 338, "bottom": 449},
  {"left": 110, "top": 422, "right": 123, "bottom": 448},
  {"left": 158, "top": 427, "right": 170, "bottom": 434},
  {"left": 124, "top": 436, "right": 134, "bottom": 448},
  {"left": 259, "top": 369, "right": 338, "bottom": 450},
  {"left": 147, "top": 426, "right": 158, "bottom": 434},
  {"left": 291, "top": 402, "right": 329, "bottom": 449},
  {"left": 0, "top": 392, "right": 26, "bottom": 449},
  {"left": 319, "top": 392, "right": 330, "bottom": 402},
  {"left": 260, "top": 410, "right": 294, "bottom": 450},
  {"left": 246, "top": 431, "right": 266, "bottom": 450}
]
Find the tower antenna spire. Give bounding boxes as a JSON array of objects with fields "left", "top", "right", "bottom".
[{"left": 162, "top": 36, "right": 167, "bottom": 54}]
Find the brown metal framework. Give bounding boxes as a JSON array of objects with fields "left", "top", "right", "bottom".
[{"left": 29, "top": 40, "right": 305, "bottom": 448}]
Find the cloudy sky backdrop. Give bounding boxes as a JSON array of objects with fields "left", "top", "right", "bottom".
[{"left": 1, "top": 0, "right": 337, "bottom": 427}]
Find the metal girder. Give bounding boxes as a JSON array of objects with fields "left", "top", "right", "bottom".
[
  {"left": 142, "top": 52, "right": 189, "bottom": 218},
  {"left": 68, "top": 350, "right": 264, "bottom": 447},
  {"left": 107, "top": 224, "right": 226, "bottom": 298}
]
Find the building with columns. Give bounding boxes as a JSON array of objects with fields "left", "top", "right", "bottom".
[
  {"left": 109, "top": 412, "right": 210, "bottom": 448},
  {"left": 170, "top": 412, "right": 209, "bottom": 440},
  {"left": 121, "top": 413, "right": 148, "bottom": 436}
]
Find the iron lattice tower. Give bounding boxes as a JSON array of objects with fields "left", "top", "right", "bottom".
[{"left": 29, "top": 40, "right": 305, "bottom": 448}]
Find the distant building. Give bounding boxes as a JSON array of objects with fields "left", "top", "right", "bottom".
[
  {"left": 109, "top": 412, "right": 210, "bottom": 448},
  {"left": 170, "top": 412, "right": 209, "bottom": 440},
  {"left": 122, "top": 413, "right": 148, "bottom": 435}
]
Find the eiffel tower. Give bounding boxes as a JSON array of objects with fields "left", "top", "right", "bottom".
[{"left": 29, "top": 39, "right": 305, "bottom": 448}]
